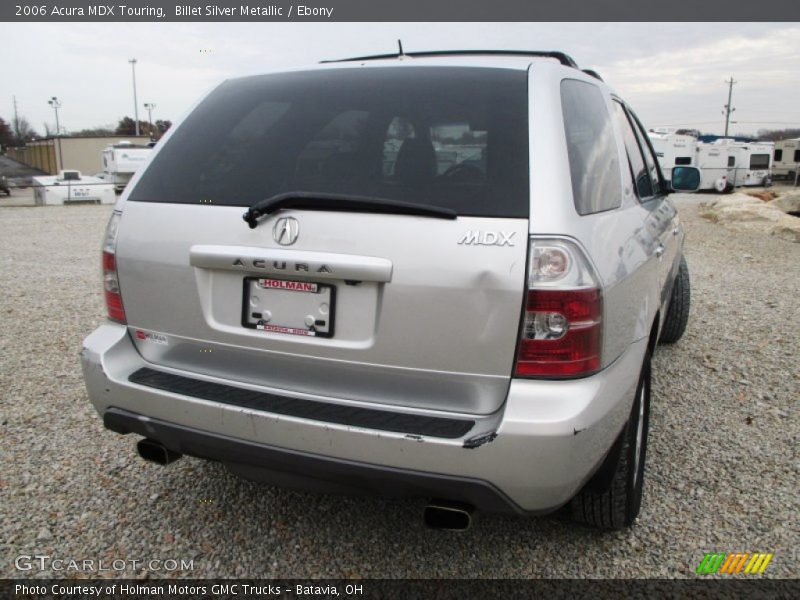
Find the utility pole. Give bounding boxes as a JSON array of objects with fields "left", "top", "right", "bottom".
[
  {"left": 129, "top": 58, "right": 140, "bottom": 136},
  {"left": 12, "top": 95, "right": 20, "bottom": 142},
  {"left": 48, "top": 96, "right": 63, "bottom": 170},
  {"left": 723, "top": 77, "right": 737, "bottom": 137},
  {"left": 143, "top": 102, "right": 156, "bottom": 138}
]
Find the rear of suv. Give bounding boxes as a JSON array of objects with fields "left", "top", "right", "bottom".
[{"left": 82, "top": 51, "right": 697, "bottom": 530}]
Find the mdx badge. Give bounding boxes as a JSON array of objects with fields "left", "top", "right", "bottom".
[
  {"left": 458, "top": 231, "right": 516, "bottom": 247},
  {"left": 273, "top": 217, "right": 300, "bottom": 246}
]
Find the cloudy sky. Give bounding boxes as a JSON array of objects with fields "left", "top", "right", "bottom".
[{"left": 2, "top": 22, "right": 799, "bottom": 137}]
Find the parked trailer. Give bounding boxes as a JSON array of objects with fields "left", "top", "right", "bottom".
[
  {"left": 648, "top": 131, "right": 696, "bottom": 184},
  {"left": 695, "top": 141, "right": 742, "bottom": 192},
  {"left": 739, "top": 141, "right": 774, "bottom": 186},
  {"left": 772, "top": 138, "right": 800, "bottom": 179},
  {"left": 101, "top": 141, "right": 151, "bottom": 191},
  {"left": 32, "top": 170, "right": 116, "bottom": 205}
]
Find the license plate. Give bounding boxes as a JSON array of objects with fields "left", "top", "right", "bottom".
[{"left": 242, "top": 277, "right": 335, "bottom": 338}]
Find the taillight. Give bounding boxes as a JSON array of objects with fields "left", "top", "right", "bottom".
[
  {"left": 102, "top": 211, "right": 126, "bottom": 323},
  {"left": 515, "top": 239, "right": 602, "bottom": 378}
]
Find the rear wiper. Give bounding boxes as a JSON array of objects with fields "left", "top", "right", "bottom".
[{"left": 243, "top": 191, "right": 457, "bottom": 229}]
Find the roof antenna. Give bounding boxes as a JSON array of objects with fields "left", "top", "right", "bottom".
[{"left": 397, "top": 39, "right": 405, "bottom": 57}]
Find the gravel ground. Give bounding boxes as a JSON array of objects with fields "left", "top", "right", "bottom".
[{"left": 0, "top": 196, "right": 797, "bottom": 579}]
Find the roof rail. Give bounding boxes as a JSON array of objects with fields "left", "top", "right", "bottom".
[
  {"left": 321, "top": 49, "right": 580, "bottom": 69},
  {"left": 582, "top": 69, "right": 603, "bottom": 81}
]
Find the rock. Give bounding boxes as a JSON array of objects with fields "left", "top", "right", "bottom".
[
  {"left": 37, "top": 527, "right": 53, "bottom": 541},
  {"left": 699, "top": 192, "right": 800, "bottom": 242},
  {"left": 768, "top": 191, "right": 800, "bottom": 214},
  {"left": 770, "top": 220, "right": 800, "bottom": 243}
]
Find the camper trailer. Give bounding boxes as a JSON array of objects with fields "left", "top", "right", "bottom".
[
  {"left": 739, "top": 142, "right": 774, "bottom": 186},
  {"left": 649, "top": 130, "right": 697, "bottom": 184},
  {"left": 32, "top": 170, "right": 116, "bottom": 205},
  {"left": 695, "top": 141, "right": 742, "bottom": 192},
  {"left": 772, "top": 138, "right": 800, "bottom": 179},
  {"left": 101, "top": 141, "right": 151, "bottom": 191}
]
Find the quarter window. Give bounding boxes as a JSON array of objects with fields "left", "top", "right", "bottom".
[
  {"left": 560, "top": 79, "right": 622, "bottom": 215},
  {"left": 612, "top": 101, "right": 652, "bottom": 199},
  {"left": 774, "top": 149, "right": 783, "bottom": 162}
]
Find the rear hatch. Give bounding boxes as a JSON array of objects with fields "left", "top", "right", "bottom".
[{"left": 117, "top": 65, "right": 530, "bottom": 415}]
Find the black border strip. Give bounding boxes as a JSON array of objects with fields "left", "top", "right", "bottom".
[{"left": 128, "top": 367, "right": 475, "bottom": 438}]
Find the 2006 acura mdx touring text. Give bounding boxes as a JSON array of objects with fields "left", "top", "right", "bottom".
[{"left": 81, "top": 50, "right": 700, "bottom": 530}]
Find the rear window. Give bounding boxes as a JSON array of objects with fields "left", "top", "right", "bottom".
[
  {"left": 129, "top": 67, "right": 530, "bottom": 217},
  {"left": 749, "top": 154, "right": 770, "bottom": 169}
]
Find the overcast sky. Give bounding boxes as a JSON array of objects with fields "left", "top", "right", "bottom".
[{"left": 2, "top": 22, "right": 799, "bottom": 137}]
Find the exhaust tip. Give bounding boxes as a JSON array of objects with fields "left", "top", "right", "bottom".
[
  {"left": 137, "top": 438, "right": 182, "bottom": 465},
  {"left": 424, "top": 501, "right": 474, "bottom": 531}
]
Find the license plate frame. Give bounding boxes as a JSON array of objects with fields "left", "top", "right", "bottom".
[{"left": 241, "top": 277, "right": 336, "bottom": 338}]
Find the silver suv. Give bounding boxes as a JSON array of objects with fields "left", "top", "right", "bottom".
[{"left": 81, "top": 50, "right": 699, "bottom": 530}]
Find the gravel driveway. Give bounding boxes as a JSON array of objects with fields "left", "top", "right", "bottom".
[{"left": 1, "top": 196, "right": 797, "bottom": 579}]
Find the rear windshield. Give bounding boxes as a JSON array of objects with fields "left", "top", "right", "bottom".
[
  {"left": 749, "top": 154, "right": 770, "bottom": 170},
  {"left": 129, "top": 67, "right": 529, "bottom": 217}
]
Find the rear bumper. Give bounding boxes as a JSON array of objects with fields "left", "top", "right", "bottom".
[{"left": 81, "top": 323, "right": 647, "bottom": 513}]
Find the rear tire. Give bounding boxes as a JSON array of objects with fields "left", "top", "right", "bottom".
[
  {"left": 569, "top": 352, "right": 651, "bottom": 530},
  {"left": 659, "top": 256, "right": 690, "bottom": 344}
]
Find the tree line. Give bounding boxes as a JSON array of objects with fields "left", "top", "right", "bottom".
[{"left": 0, "top": 115, "right": 172, "bottom": 149}]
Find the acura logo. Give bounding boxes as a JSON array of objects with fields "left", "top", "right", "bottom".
[{"left": 273, "top": 217, "right": 299, "bottom": 246}]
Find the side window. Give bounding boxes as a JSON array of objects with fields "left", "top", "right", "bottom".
[
  {"left": 728, "top": 156, "right": 736, "bottom": 167},
  {"left": 560, "top": 79, "right": 622, "bottom": 215},
  {"left": 429, "top": 123, "right": 487, "bottom": 177},
  {"left": 612, "top": 101, "right": 652, "bottom": 198},
  {"left": 628, "top": 112, "right": 663, "bottom": 195},
  {"left": 382, "top": 117, "right": 415, "bottom": 177},
  {"left": 774, "top": 149, "right": 783, "bottom": 162},
  {"left": 794, "top": 149, "right": 800, "bottom": 162},
  {"left": 749, "top": 154, "right": 770, "bottom": 170},
  {"left": 675, "top": 156, "right": 692, "bottom": 166}
]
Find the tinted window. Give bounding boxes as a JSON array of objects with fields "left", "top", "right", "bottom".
[
  {"left": 129, "top": 67, "right": 529, "bottom": 218},
  {"left": 675, "top": 156, "right": 692, "bottom": 165},
  {"left": 774, "top": 149, "right": 783, "bottom": 162},
  {"left": 560, "top": 79, "right": 621, "bottom": 215},
  {"left": 794, "top": 149, "right": 800, "bottom": 162},
  {"left": 629, "top": 112, "right": 663, "bottom": 195},
  {"left": 749, "top": 154, "right": 770, "bottom": 169},
  {"left": 612, "top": 101, "right": 653, "bottom": 198}
]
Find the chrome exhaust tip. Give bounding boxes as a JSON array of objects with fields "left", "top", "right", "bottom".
[
  {"left": 136, "top": 438, "right": 182, "bottom": 466},
  {"left": 423, "top": 501, "right": 474, "bottom": 531}
]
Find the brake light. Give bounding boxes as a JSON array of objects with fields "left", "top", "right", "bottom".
[
  {"left": 515, "top": 239, "right": 602, "bottom": 378},
  {"left": 102, "top": 211, "right": 126, "bottom": 323}
]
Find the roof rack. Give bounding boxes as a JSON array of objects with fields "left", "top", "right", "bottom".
[
  {"left": 321, "top": 49, "right": 580, "bottom": 69},
  {"left": 582, "top": 68, "right": 603, "bottom": 81}
]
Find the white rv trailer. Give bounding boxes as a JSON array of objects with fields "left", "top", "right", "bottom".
[
  {"left": 772, "top": 138, "right": 800, "bottom": 179},
  {"left": 32, "top": 170, "right": 116, "bottom": 205},
  {"left": 101, "top": 141, "right": 151, "bottom": 191},
  {"left": 695, "top": 140, "right": 743, "bottom": 192},
  {"left": 739, "top": 141, "right": 774, "bottom": 186},
  {"left": 648, "top": 130, "right": 696, "bottom": 184}
]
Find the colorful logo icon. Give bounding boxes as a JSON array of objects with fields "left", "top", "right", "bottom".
[{"left": 696, "top": 552, "right": 773, "bottom": 575}]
